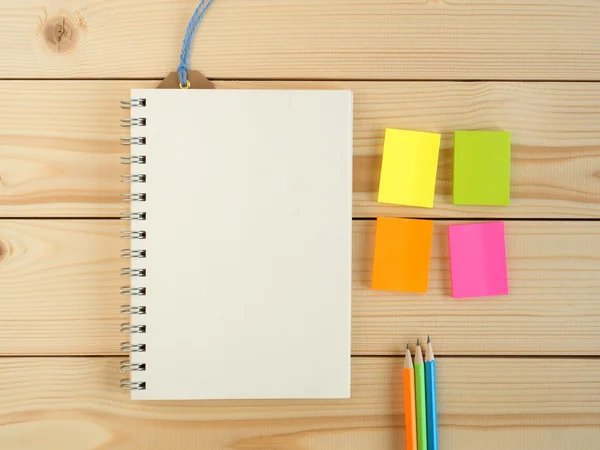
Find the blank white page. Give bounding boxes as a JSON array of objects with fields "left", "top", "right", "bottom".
[{"left": 127, "top": 89, "right": 353, "bottom": 400}]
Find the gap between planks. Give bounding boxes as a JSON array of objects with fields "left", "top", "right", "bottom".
[
  {"left": 0, "top": 355, "right": 599, "bottom": 359},
  {"left": 2, "top": 217, "right": 600, "bottom": 221},
  {"left": 4, "top": 78, "right": 600, "bottom": 83}
]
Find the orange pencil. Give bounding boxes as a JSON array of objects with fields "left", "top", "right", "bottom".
[{"left": 403, "top": 344, "right": 418, "bottom": 450}]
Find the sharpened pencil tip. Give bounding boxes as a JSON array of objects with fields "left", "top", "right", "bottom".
[
  {"left": 406, "top": 343, "right": 409, "bottom": 350},
  {"left": 427, "top": 335, "right": 431, "bottom": 343},
  {"left": 417, "top": 338, "right": 420, "bottom": 346}
]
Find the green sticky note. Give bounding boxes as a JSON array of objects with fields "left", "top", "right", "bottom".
[{"left": 453, "top": 131, "right": 511, "bottom": 205}]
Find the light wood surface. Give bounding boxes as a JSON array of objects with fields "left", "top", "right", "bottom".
[
  {"left": 354, "top": 221, "right": 600, "bottom": 356},
  {"left": 2, "top": 81, "right": 600, "bottom": 217},
  {"left": 0, "top": 357, "right": 598, "bottom": 450},
  {"left": 3, "top": 1, "right": 600, "bottom": 80},
  {"left": 2, "top": 220, "right": 598, "bottom": 357},
  {"left": 0, "top": 220, "right": 125, "bottom": 355},
  {"left": 2, "top": 1, "right": 599, "bottom": 448}
]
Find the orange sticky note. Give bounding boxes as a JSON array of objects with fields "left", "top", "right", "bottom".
[{"left": 372, "top": 217, "right": 434, "bottom": 293}]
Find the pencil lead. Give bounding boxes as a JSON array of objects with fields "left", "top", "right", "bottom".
[
  {"left": 427, "top": 335, "right": 431, "bottom": 344},
  {"left": 406, "top": 343, "right": 409, "bottom": 350},
  {"left": 416, "top": 338, "right": 420, "bottom": 346}
]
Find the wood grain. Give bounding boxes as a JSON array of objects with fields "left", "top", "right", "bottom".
[
  {"left": 0, "top": 220, "right": 125, "bottom": 355},
  {"left": 2, "top": 1, "right": 598, "bottom": 447},
  {"left": 2, "top": 220, "right": 598, "bottom": 356},
  {"left": 353, "top": 221, "right": 600, "bottom": 356},
  {"left": 0, "top": 357, "right": 598, "bottom": 450},
  {"left": 0, "top": 81, "right": 129, "bottom": 217},
  {"left": 1, "top": 81, "right": 600, "bottom": 217},
  {"left": 4, "top": 1, "right": 600, "bottom": 80}
]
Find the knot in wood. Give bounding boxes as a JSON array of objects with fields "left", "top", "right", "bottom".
[
  {"left": 0, "top": 239, "right": 9, "bottom": 264},
  {"left": 44, "top": 16, "right": 78, "bottom": 53}
]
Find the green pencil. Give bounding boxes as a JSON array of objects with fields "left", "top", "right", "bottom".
[{"left": 414, "top": 339, "right": 428, "bottom": 450}]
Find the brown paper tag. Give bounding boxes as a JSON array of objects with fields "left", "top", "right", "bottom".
[{"left": 157, "top": 71, "right": 215, "bottom": 89}]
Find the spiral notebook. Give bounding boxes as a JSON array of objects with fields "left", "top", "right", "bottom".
[{"left": 120, "top": 89, "right": 353, "bottom": 400}]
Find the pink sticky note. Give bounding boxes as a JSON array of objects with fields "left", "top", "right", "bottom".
[{"left": 448, "top": 222, "right": 508, "bottom": 299}]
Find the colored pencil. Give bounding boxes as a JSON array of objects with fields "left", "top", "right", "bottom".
[
  {"left": 425, "top": 335, "right": 438, "bottom": 450},
  {"left": 403, "top": 344, "right": 417, "bottom": 450},
  {"left": 414, "top": 339, "right": 428, "bottom": 450}
]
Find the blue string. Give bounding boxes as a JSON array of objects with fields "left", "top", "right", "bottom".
[{"left": 177, "top": 0, "right": 214, "bottom": 87}]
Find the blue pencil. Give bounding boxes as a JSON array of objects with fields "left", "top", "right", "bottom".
[{"left": 425, "top": 335, "right": 438, "bottom": 450}]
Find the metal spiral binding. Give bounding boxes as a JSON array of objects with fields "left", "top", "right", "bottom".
[
  {"left": 121, "top": 343, "right": 146, "bottom": 352},
  {"left": 121, "top": 249, "right": 146, "bottom": 258},
  {"left": 121, "top": 193, "right": 147, "bottom": 202},
  {"left": 120, "top": 287, "right": 146, "bottom": 296},
  {"left": 120, "top": 97, "right": 148, "bottom": 391},
  {"left": 121, "top": 212, "right": 147, "bottom": 220},
  {"left": 121, "top": 174, "right": 146, "bottom": 183},
  {"left": 121, "top": 118, "right": 147, "bottom": 127},
  {"left": 121, "top": 324, "right": 147, "bottom": 333},
  {"left": 121, "top": 231, "right": 147, "bottom": 240},
  {"left": 120, "top": 381, "right": 147, "bottom": 391},
  {"left": 120, "top": 362, "right": 146, "bottom": 371},
  {"left": 121, "top": 98, "right": 146, "bottom": 108},
  {"left": 121, "top": 137, "right": 147, "bottom": 146},
  {"left": 121, "top": 268, "right": 146, "bottom": 277},
  {"left": 120, "top": 305, "right": 147, "bottom": 315},
  {"left": 121, "top": 155, "right": 147, "bottom": 165}
]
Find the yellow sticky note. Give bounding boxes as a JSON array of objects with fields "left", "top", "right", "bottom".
[{"left": 377, "top": 129, "right": 441, "bottom": 208}]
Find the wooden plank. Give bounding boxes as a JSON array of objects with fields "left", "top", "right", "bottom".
[
  {"left": 353, "top": 221, "right": 600, "bottom": 356},
  {"left": 0, "top": 357, "right": 598, "bottom": 449},
  {"left": 1, "top": 80, "right": 600, "bottom": 217},
  {"left": 1, "top": 220, "right": 598, "bottom": 356},
  {"left": 0, "top": 81, "right": 130, "bottom": 217},
  {"left": 4, "top": 1, "right": 600, "bottom": 80},
  {"left": 0, "top": 220, "right": 125, "bottom": 355}
]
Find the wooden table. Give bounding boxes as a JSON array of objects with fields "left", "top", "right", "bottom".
[{"left": 1, "top": 1, "right": 599, "bottom": 449}]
